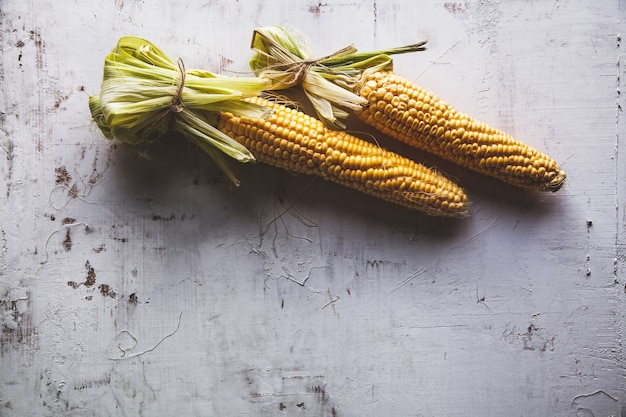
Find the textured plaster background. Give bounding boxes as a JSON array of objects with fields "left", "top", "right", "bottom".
[{"left": 0, "top": 1, "right": 624, "bottom": 416}]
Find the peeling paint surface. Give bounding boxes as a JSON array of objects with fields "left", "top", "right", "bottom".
[{"left": 0, "top": 1, "right": 624, "bottom": 416}]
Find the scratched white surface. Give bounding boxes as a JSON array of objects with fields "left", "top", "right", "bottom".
[{"left": 0, "top": 1, "right": 624, "bottom": 416}]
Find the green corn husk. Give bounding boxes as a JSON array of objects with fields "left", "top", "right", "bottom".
[
  {"left": 249, "top": 25, "right": 427, "bottom": 129},
  {"left": 90, "top": 36, "right": 273, "bottom": 185}
]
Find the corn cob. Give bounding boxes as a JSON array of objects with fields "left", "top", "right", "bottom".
[
  {"left": 90, "top": 37, "right": 469, "bottom": 217},
  {"left": 356, "top": 70, "right": 567, "bottom": 191},
  {"left": 249, "top": 25, "right": 567, "bottom": 192},
  {"left": 218, "top": 97, "right": 469, "bottom": 217}
]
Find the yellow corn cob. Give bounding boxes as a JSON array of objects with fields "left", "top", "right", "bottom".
[
  {"left": 249, "top": 26, "right": 567, "bottom": 192},
  {"left": 218, "top": 97, "right": 469, "bottom": 217},
  {"left": 356, "top": 71, "right": 567, "bottom": 192}
]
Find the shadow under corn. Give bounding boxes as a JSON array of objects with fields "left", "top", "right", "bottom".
[
  {"left": 103, "top": 95, "right": 567, "bottom": 246},
  {"left": 105, "top": 129, "right": 472, "bottom": 242}
]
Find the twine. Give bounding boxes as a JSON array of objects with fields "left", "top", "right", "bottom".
[
  {"left": 260, "top": 44, "right": 356, "bottom": 87},
  {"left": 170, "top": 58, "right": 186, "bottom": 113},
  {"left": 292, "top": 60, "right": 315, "bottom": 85}
]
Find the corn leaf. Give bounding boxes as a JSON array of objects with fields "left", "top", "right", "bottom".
[
  {"left": 250, "top": 25, "right": 427, "bottom": 129},
  {"left": 90, "top": 36, "right": 273, "bottom": 184}
]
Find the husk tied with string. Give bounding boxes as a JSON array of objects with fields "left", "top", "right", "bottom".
[
  {"left": 249, "top": 25, "right": 426, "bottom": 129},
  {"left": 89, "top": 36, "right": 272, "bottom": 185}
]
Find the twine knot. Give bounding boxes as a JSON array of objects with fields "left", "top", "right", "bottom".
[
  {"left": 263, "top": 44, "right": 356, "bottom": 88},
  {"left": 170, "top": 58, "right": 186, "bottom": 113}
]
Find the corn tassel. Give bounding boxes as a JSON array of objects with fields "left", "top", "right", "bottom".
[
  {"left": 219, "top": 97, "right": 469, "bottom": 217},
  {"left": 249, "top": 25, "right": 567, "bottom": 192}
]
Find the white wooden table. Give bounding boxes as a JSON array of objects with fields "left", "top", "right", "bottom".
[{"left": 1, "top": 1, "right": 624, "bottom": 416}]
